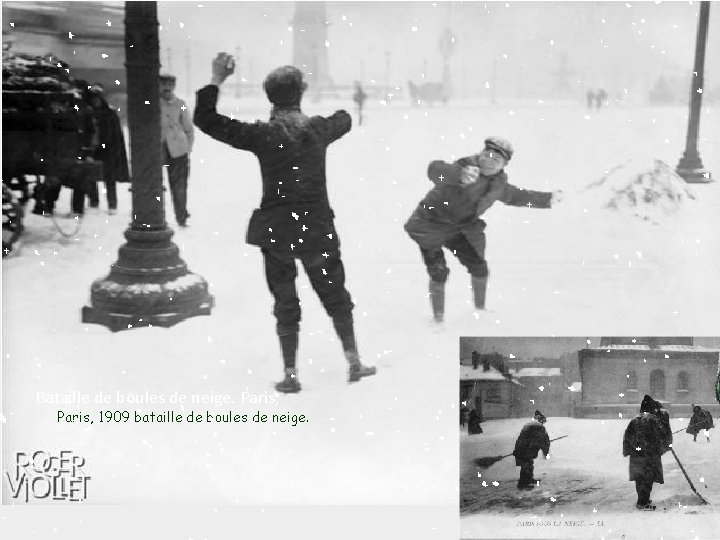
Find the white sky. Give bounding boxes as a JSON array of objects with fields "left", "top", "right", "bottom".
[{"left": 156, "top": 1, "right": 720, "bottom": 98}]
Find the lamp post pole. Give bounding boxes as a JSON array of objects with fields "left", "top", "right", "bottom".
[
  {"left": 82, "top": 1, "right": 213, "bottom": 331},
  {"left": 676, "top": 1, "right": 712, "bottom": 183}
]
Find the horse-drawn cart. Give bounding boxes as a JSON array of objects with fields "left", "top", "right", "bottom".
[{"left": 2, "top": 52, "right": 101, "bottom": 256}]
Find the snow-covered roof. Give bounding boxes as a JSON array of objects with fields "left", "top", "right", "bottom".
[
  {"left": 587, "top": 345, "right": 718, "bottom": 353},
  {"left": 515, "top": 367, "right": 563, "bottom": 377},
  {"left": 460, "top": 364, "right": 517, "bottom": 382}
]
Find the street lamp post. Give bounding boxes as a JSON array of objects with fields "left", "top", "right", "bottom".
[
  {"left": 82, "top": 1, "right": 213, "bottom": 331},
  {"left": 676, "top": 1, "right": 712, "bottom": 183}
]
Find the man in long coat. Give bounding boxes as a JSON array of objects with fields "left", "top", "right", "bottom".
[
  {"left": 513, "top": 410, "right": 550, "bottom": 489},
  {"left": 404, "top": 137, "right": 561, "bottom": 322},
  {"left": 622, "top": 395, "right": 673, "bottom": 510},
  {"left": 194, "top": 53, "right": 376, "bottom": 393},
  {"left": 88, "top": 83, "right": 130, "bottom": 213}
]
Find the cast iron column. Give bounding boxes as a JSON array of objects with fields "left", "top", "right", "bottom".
[
  {"left": 676, "top": 1, "right": 712, "bottom": 183},
  {"left": 82, "top": 1, "right": 213, "bottom": 331}
]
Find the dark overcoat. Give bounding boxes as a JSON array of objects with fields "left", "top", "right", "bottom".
[
  {"left": 686, "top": 409, "right": 715, "bottom": 435},
  {"left": 92, "top": 97, "right": 130, "bottom": 183},
  {"left": 468, "top": 409, "right": 483, "bottom": 435},
  {"left": 194, "top": 85, "right": 351, "bottom": 255},
  {"left": 513, "top": 421, "right": 550, "bottom": 465},
  {"left": 623, "top": 412, "right": 672, "bottom": 484}
]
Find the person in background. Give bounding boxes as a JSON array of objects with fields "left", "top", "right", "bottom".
[
  {"left": 193, "top": 53, "right": 376, "bottom": 393},
  {"left": 595, "top": 88, "right": 608, "bottom": 111},
  {"left": 622, "top": 395, "right": 673, "bottom": 511},
  {"left": 686, "top": 404, "right": 714, "bottom": 442},
  {"left": 352, "top": 81, "right": 367, "bottom": 126},
  {"left": 69, "top": 80, "right": 99, "bottom": 215},
  {"left": 88, "top": 83, "right": 130, "bottom": 214},
  {"left": 33, "top": 82, "right": 100, "bottom": 217},
  {"left": 586, "top": 88, "right": 595, "bottom": 110},
  {"left": 460, "top": 403, "right": 470, "bottom": 428},
  {"left": 160, "top": 73, "right": 194, "bottom": 227},
  {"left": 468, "top": 407, "right": 483, "bottom": 435},
  {"left": 512, "top": 410, "right": 550, "bottom": 490}
]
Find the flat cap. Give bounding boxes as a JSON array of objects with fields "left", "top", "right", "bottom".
[{"left": 484, "top": 136, "right": 514, "bottom": 161}]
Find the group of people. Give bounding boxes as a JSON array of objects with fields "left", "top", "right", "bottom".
[
  {"left": 192, "top": 54, "right": 563, "bottom": 391},
  {"left": 459, "top": 393, "right": 716, "bottom": 511},
  {"left": 32, "top": 81, "right": 129, "bottom": 217},
  {"left": 31, "top": 73, "right": 193, "bottom": 228},
  {"left": 623, "top": 397, "right": 715, "bottom": 510},
  {"left": 490, "top": 396, "right": 715, "bottom": 510},
  {"left": 586, "top": 88, "right": 609, "bottom": 111}
]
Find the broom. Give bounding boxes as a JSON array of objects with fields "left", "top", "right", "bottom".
[
  {"left": 672, "top": 417, "right": 714, "bottom": 435},
  {"left": 474, "top": 435, "right": 568, "bottom": 469}
]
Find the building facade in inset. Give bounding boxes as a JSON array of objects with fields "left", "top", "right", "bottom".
[
  {"left": 577, "top": 337, "right": 719, "bottom": 418},
  {"left": 460, "top": 354, "right": 522, "bottom": 420},
  {"left": 510, "top": 367, "right": 571, "bottom": 417}
]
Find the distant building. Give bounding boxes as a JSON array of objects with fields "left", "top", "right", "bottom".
[
  {"left": 292, "top": 2, "right": 333, "bottom": 97},
  {"left": 577, "top": 337, "right": 720, "bottom": 418},
  {"left": 460, "top": 358, "right": 522, "bottom": 420},
  {"left": 510, "top": 367, "right": 571, "bottom": 417}
]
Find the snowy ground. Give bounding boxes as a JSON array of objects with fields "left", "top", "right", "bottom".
[
  {"left": 2, "top": 98, "right": 719, "bottom": 514},
  {"left": 460, "top": 417, "right": 720, "bottom": 539}
]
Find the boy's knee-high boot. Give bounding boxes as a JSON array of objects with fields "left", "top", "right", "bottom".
[
  {"left": 429, "top": 279, "right": 445, "bottom": 322},
  {"left": 332, "top": 314, "right": 377, "bottom": 383},
  {"left": 471, "top": 275, "right": 488, "bottom": 310},
  {"left": 275, "top": 332, "right": 301, "bottom": 393}
]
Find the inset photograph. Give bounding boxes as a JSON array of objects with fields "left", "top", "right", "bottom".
[{"left": 459, "top": 337, "right": 720, "bottom": 539}]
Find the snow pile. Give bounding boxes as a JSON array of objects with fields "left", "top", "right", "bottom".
[{"left": 580, "top": 158, "right": 697, "bottom": 223}]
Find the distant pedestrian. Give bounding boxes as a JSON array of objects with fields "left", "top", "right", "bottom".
[
  {"left": 460, "top": 403, "right": 470, "bottom": 427},
  {"left": 595, "top": 88, "right": 608, "bottom": 111},
  {"left": 586, "top": 89, "right": 595, "bottom": 110},
  {"left": 622, "top": 395, "right": 673, "bottom": 510},
  {"left": 686, "top": 405, "right": 714, "bottom": 442},
  {"left": 468, "top": 408, "right": 483, "bottom": 435},
  {"left": 512, "top": 410, "right": 550, "bottom": 489},
  {"left": 352, "top": 81, "right": 367, "bottom": 125},
  {"left": 160, "top": 73, "right": 194, "bottom": 227}
]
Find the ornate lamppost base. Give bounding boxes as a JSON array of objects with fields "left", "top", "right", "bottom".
[
  {"left": 82, "top": 227, "right": 214, "bottom": 332},
  {"left": 81, "top": 272, "right": 214, "bottom": 332}
]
